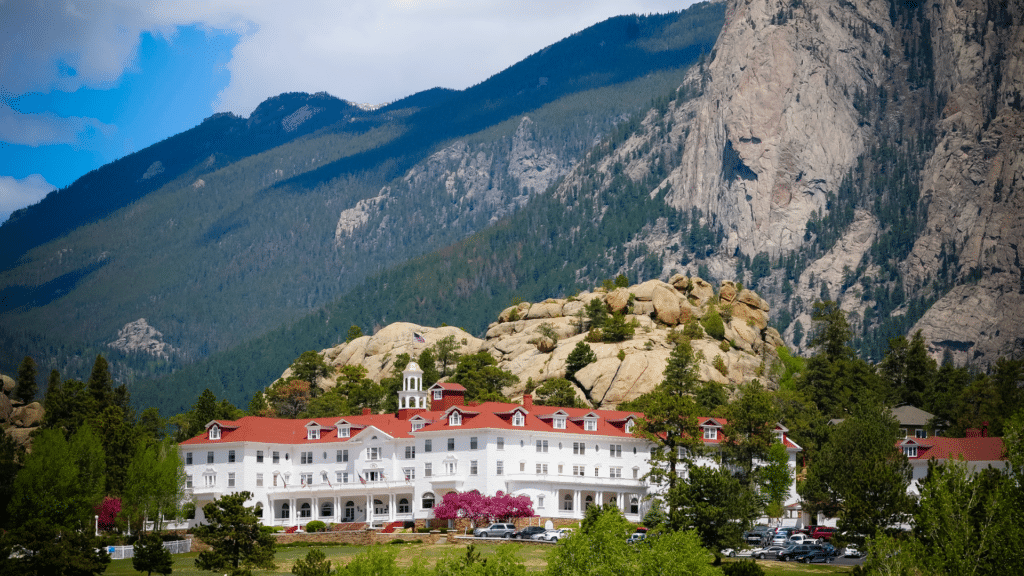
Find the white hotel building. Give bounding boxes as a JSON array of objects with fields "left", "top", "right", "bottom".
[{"left": 180, "top": 362, "right": 803, "bottom": 528}]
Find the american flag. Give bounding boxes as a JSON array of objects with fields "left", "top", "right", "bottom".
[
  {"left": 413, "top": 332, "right": 425, "bottom": 343},
  {"left": 358, "top": 473, "right": 366, "bottom": 485}
]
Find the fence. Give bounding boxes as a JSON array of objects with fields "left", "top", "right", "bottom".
[{"left": 105, "top": 539, "right": 192, "bottom": 560}]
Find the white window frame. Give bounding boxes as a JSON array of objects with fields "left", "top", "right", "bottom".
[
  {"left": 609, "top": 467, "right": 622, "bottom": 478},
  {"left": 186, "top": 474, "right": 193, "bottom": 488},
  {"left": 470, "top": 460, "right": 478, "bottom": 475},
  {"left": 209, "top": 425, "right": 220, "bottom": 440},
  {"left": 905, "top": 446, "right": 918, "bottom": 458},
  {"left": 915, "top": 429, "right": 928, "bottom": 439},
  {"left": 404, "top": 467, "right": 415, "bottom": 481},
  {"left": 367, "top": 447, "right": 381, "bottom": 460},
  {"left": 424, "top": 463, "right": 432, "bottom": 477},
  {"left": 536, "top": 463, "right": 548, "bottom": 475},
  {"left": 470, "top": 436, "right": 478, "bottom": 450},
  {"left": 703, "top": 427, "right": 717, "bottom": 440},
  {"left": 308, "top": 428, "right": 320, "bottom": 440},
  {"left": 449, "top": 412, "right": 462, "bottom": 426},
  {"left": 424, "top": 439, "right": 432, "bottom": 452},
  {"left": 536, "top": 440, "right": 548, "bottom": 453},
  {"left": 256, "top": 473, "right": 263, "bottom": 487},
  {"left": 340, "top": 426, "right": 351, "bottom": 438},
  {"left": 513, "top": 412, "right": 525, "bottom": 426},
  {"left": 573, "top": 442, "right": 586, "bottom": 455},
  {"left": 584, "top": 419, "right": 597, "bottom": 431},
  {"left": 228, "top": 472, "right": 236, "bottom": 487},
  {"left": 337, "top": 449, "right": 348, "bottom": 462},
  {"left": 609, "top": 444, "right": 622, "bottom": 458},
  {"left": 496, "top": 460, "right": 504, "bottom": 475},
  {"left": 433, "top": 389, "right": 443, "bottom": 400},
  {"left": 405, "top": 446, "right": 416, "bottom": 459},
  {"left": 497, "top": 437, "right": 505, "bottom": 450},
  {"left": 554, "top": 417, "right": 566, "bottom": 429}
]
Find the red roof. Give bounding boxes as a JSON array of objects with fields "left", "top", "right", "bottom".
[
  {"left": 430, "top": 382, "right": 466, "bottom": 392},
  {"left": 901, "top": 436, "right": 1005, "bottom": 462},
  {"left": 181, "top": 414, "right": 421, "bottom": 446}
]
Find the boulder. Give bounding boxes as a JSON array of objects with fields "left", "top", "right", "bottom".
[
  {"left": 601, "top": 352, "right": 669, "bottom": 405},
  {"left": 1, "top": 374, "right": 14, "bottom": 395},
  {"left": 525, "top": 302, "right": 563, "bottom": 319},
  {"left": 765, "top": 327, "right": 785, "bottom": 348},
  {"left": 719, "top": 281, "right": 738, "bottom": 304},
  {"left": 689, "top": 277, "right": 715, "bottom": 307},
  {"left": 0, "top": 392, "right": 12, "bottom": 423},
  {"left": 652, "top": 286, "right": 683, "bottom": 325},
  {"left": 11, "top": 402, "right": 44, "bottom": 428},
  {"left": 605, "top": 288, "right": 630, "bottom": 313},
  {"left": 669, "top": 273, "right": 690, "bottom": 291},
  {"left": 574, "top": 357, "right": 621, "bottom": 398},
  {"left": 562, "top": 300, "right": 585, "bottom": 318},
  {"left": 6, "top": 427, "right": 35, "bottom": 450},
  {"left": 630, "top": 280, "right": 675, "bottom": 301},
  {"left": 731, "top": 290, "right": 770, "bottom": 330}
]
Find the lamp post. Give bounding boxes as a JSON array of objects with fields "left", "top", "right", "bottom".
[{"left": 95, "top": 514, "right": 99, "bottom": 536}]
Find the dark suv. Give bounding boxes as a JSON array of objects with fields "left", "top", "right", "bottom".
[
  {"left": 778, "top": 544, "right": 822, "bottom": 562},
  {"left": 513, "top": 526, "right": 547, "bottom": 540}
]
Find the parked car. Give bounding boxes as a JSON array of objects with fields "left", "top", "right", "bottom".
[
  {"left": 743, "top": 525, "right": 773, "bottom": 544},
  {"left": 842, "top": 545, "right": 863, "bottom": 558},
  {"left": 788, "top": 533, "right": 817, "bottom": 545},
  {"left": 541, "top": 528, "right": 573, "bottom": 542},
  {"left": 474, "top": 523, "right": 517, "bottom": 538},
  {"left": 626, "top": 533, "right": 646, "bottom": 544},
  {"left": 777, "top": 544, "right": 822, "bottom": 562},
  {"left": 752, "top": 545, "right": 787, "bottom": 559},
  {"left": 512, "top": 526, "right": 547, "bottom": 540},
  {"left": 794, "top": 549, "right": 834, "bottom": 564},
  {"left": 810, "top": 526, "right": 838, "bottom": 541},
  {"left": 720, "top": 547, "right": 755, "bottom": 558}
]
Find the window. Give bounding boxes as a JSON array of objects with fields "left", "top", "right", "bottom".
[
  {"left": 404, "top": 467, "right": 415, "bottom": 481},
  {"left": 537, "top": 495, "right": 544, "bottom": 509},
  {"left": 609, "top": 467, "right": 622, "bottom": 478},
  {"left": 497, "top": 437, "right": 504, "bottom": 450},
  {"left": 536, "top": 463, "right": 548, "bottom": 474},
  {"left": 205, "top": 474, "right": 216, "bottom": 487},
  {"left": 558, "top": 464, "right": 564, "bottom": 474},
  {"left": 573, "top": 442, "right": 586, "bottom": 455},
  {"left": 256, "top": 473, "right": 263, "bottom": 486},
  {"left": 513, "top": 412, "right": 525, "bottom": 426},
  {"left": 321, "top": 501, "right": 333, "bottom": 517},
  {"left": 625, "top": 420, "right": 635, "bottom": 434},
  {"left": 496, "top": 460, "right": 504, "bottom": 475},
  {"left": 470, "top": 437, "right": 478, "bottom": 450},
  {"left": 905, "top": 446, "right": 918, "bottom": 458},
  {"left": 630, "top": 497, "right": 639, "bottom": 514},
  {"left": 337, "top": 471, "right": 348, "bottom": 483},
  {"left": 228, "top": 472, "right": 236, "bottom": 487},
  {"left": 321, "top": 471, "right": 329, "bottom": 484},
  {"left": 594, "top": 466, "right": 600, "bottom": 476},
  {"left": 563, "top": 494, "right": 573, "bottom": 511},
  {"left": 367, "top": 447, "right": 381, "bottom": 460},
  {"left": 554, "top": 417, "right": 566, "bottom": 429},
  {"left": 425, "top": 439, "right": 432, "bottom": 452},
  {"left": 703, "top": 427, "right": 717, "bottom": 440},
  {"left": 445, "top": 461, "right": 457, "bottom": 475},
  {"left": 300, "top": 503, "right": 311, "bottom": 518},
  {"left": 470, "top": 460, "right": 478, "bottom": 475},
  {"left": 186, "top": 474, "right": 193, "bottom": 488},
  {"left": 433, "top": 389, "right": 443, "bottom": 400},
  {"left": 365, "top": 470, "right": 381, "bottom": 482},
  {"left": 449, "top": 412, "right": 462, "bottom": 426},
  {"left": 186, "top": 452, "right": 193, "bottom": 465},
  {"left": 209, "top": 425, "right": 220, "bottom": 440},
  {"left": 422, "top": 492, "right": 435, "bottom": 509},
  {"left": 536, "top": 440, "right": 548, "bottom": 453},
  {"left": 207, "top": 451, "right": 214, "bottom": 464},
  {"left": 633, "top": 467, "right": 639, "bottom": 479},
  {"left": 337, "top": 449, "right": 348, "bottom": 462},
  {"left": 677, "top": 446, "right": 688, "bottom": 459},
  {"left": 572, "top": 465, "right": 585, "bottom": 476},
  {"left": 447, "top": 438, "right": 455, "bottom": 451},
  {"left": 273, "top": 451, "right": 280, "bottom": 464},
  {"left": 775, "top": 430, "right": 785, "bottom": 443},
  {"left": 609, "top": 444, "right": 622, "bottom": 458},
  {"left": 900, "top": 428, "right": 908, "bottom": 439},
  {"left": 412, "top": 421, "right": 424, "bottom": 431},
  {"left": 398, "top": 498, "right": 410, "bottom": 514},
  {"left": 300, "top": 473, "right": 313, "bottom": 485},
  {"left": 915, "top": 429, "right": 928, "bottom": 439},
  {"left": 281, "top": 502, "right": 290, "bottom": 518},
  {"left": 301, "top": 451, "right": 313, "bottom": 464},
  {"left": 308, "top": 427, "right": 320, "bottom": 440},
  {"left": 424, "top": 463, "right": 432, "bottom": 477},
  {"left": 405, "top": 446, "right": 416, "bottom": 459},
  {"left": 340, "top": 426, "right": 350, "bottom": 438},
  {"left": 584, "top": 419, "right": 597, "bottom": 431},
  {"left": 256, "top": 450, "right": 263, "bottom": 463}
]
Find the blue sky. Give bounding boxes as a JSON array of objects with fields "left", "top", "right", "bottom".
[{"left": 0, "top": 0, "right": 697, "bottom": 223}]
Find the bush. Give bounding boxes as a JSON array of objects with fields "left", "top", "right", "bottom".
[
  {"left": 701, "top": 308, "right": 726, "bottom": 340},
  {"left": 682, "top": 318, "right": 704, "bottom": 340},
  {"left": 719, "top": 340, "right": 731, "bottom": 352},
  {"left": 713, "top": 355, "right": 729, "bottom": 376},
  {"left": 305, "top": 520, "right": 327, "bottom": 533}
]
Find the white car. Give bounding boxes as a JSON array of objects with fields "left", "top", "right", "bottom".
[
  {"left": 720, "top": 548, "right": 755, "bottom": 558},
  {"left": 842, "top": 545, "right": 863, "bottom": 558},
  {"left": 541, "top": 528, "right": 573, "bottom": 542}
]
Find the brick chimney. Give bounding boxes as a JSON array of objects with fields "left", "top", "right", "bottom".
[
  {"left": 523, "top": 394, "right": 533, "bottom": 408},
  {"left": 982, "top": 421, "right": 989, "bottom": 437},
  {"left": 362, "top": 408, "right": 371, "bottom": 416}
]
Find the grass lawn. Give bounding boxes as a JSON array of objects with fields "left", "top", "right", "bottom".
[
  {"left": 105, "top": 542, "right": 856, "bottom": 575},
  {"left": 104, "top": 541, "right": 553, "bottom": 575}
]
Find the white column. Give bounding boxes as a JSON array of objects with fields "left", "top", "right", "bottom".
[
  {"left": 595, "top": 491, "right": 603, "bottom": 507},
  {"left": 366, "top": 494, "right": 372, "bottom": 522},
  {"left": 389, "top": 493, "right": 396, "bottom": 521},
  {"left": 289, "top": 498, "right": 295, "bottom": 525},
  {"left": 573, "top": 490, "right": 580, "bottom": 516}
]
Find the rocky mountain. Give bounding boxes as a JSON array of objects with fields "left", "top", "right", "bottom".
[{"left": 285, "top": 277, "right": 784, "bottom": 409}]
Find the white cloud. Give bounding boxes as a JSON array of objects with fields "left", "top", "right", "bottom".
[
  {"left": 0, "top": 101, "right": 116, "bottom": 147},
  {"left": 0, "top": 174, "right": 57, "bottom": 224},
  {"left": 1, "top": 0, "right": 697, "bottom": 116}
]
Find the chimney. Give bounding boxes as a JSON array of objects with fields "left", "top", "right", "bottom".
[
  {"left": 362, "top": 408, "right": 371, "bottom": 416},
  {"left": 982, "top": 421, "right": 989, "bottom": 437},
  {"left": 523, "top": 394, "right": 533, "bottom": 408}
]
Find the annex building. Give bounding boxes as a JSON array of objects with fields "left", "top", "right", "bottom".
[{"left": 180, "top": 362, "right": 803, "bottom": 528}]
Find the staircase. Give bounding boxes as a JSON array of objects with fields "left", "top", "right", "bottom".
[{"left": 380, "top": 521, "right": 405, "bottom": 534}]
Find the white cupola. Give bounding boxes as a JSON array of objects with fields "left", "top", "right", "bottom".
[{"left": 398, "top": 361, "right": 428, "bottom": 417}]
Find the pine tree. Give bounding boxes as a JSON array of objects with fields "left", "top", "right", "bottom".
[
  {"left": 194, "top": 491, "right": 276, "bottom": 574},
  {"left": 132, "top": 531, "right": 173, "bottom": 576},
  {"left": 15, "top": 356, "right": 38, "bottom": 404},
  {"left": 565, "top": 342, "right": 597, "bottom": 384}
]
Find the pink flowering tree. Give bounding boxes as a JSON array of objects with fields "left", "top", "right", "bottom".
[
  {"left": 95, "top": 496, "right": 122, "bottom": 532},
  {"left": 432, "top": 490, "right": 535, "bottom": 527}
]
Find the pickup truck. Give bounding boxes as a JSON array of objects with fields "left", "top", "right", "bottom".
[{"left": 810, "top": 527, "right": 837, "bottom": 540}]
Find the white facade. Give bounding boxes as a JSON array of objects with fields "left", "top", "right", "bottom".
[{"left": 180, "top": 364, "right": 802, "bottom": 528}]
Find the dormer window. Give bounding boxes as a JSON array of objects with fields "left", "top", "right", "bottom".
[
  {"left": 308, "top": 428, "right": 320, "bottom": 440},
  {"left": 584, "top": 419, "right": 597, "bottom": 431},
  {"left": 625, "top": 420, "right": 635, "bottom": 434},
  {"left": 904, "top": 445, "right": 918, "bottom": 458},
  {"left": 449, "top": 412, "right": 462, "bottom": 426},
  {"left": 703, "top": 427, "right": 717, "bottom": 440},
  {"left": 774, "top": 430, "right": 784, "bottom": 443},
  {"left": 209, "top": 425, "right": 220, "bottom": 440},
  {"left": 553, "top": 417, "right": 566, "bottom": 429},
  {"left": 433, "top": 389, "right": 443, "bottom": 401},
  {"left": 339, "top": 427, "right": 350, "bottom": 438},
  {"left": 411, "top": 422, "right": 424, "bottom": 431},
  {"left": 513, "top": 412, "right": 525, "bottom": 427}
]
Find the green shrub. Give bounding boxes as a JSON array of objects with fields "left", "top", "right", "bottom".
[
  {"left": 713, "top": 355, "right": 728, "bottom": 376},
  {"left": 719, "top": 340, "right": 730, "bottom": 352},
  {"left": 617, "top": 350, "right": 626, "bottom": 361},
  {"left": 701, "top": 308, "right": 726, "bottom": 340},
  {"left": 682, "top": 318, "right": 704, "bottom": 340},
  {"left": 305, "top": 520, "right": 327, "bottom": 533},
  {"left": 508, "top": 307, "right": 520, "bottom": 321},
  {"left": 722, "top": 559, "right": 764, "bottom": 576}
]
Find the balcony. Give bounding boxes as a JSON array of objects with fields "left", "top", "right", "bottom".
[
  {"left": 265, "top": 478, "right": 414, "bottom": 496},
  {"left": 503, "top": 472, "right": 647, "bottom": 489}
]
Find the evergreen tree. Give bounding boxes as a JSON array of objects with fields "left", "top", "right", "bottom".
[
  {"left": 291, "top": 547, "right": 332, "bottom": 576},
  {"left": 0, "top": 431, "right": 25, "bottom": 530},
  {"left": 94, "top": 405, "right": 135, "bottom": 495},
  {"left": 194, "top": 491, "right": 276, "bottom": 574},
  {"left": 288, "top": 351, "right": 332, "bottom": 397},
  {"left": 451, "top": 351, "right": 517, "bottom": 403},
  {"left": 534, "top": 378, "right": 586, "bottom": 408},
  {"left": 433, "top": 335, "right": 462, "bottom": 377},
  {"left": 416, "top": 348, "right": 441, "bottom": 386},
  {"left": 565, "top": 341, "right": 597, "bottom": 384},
  {"left": 345, "top": 325, "right": 363, "bottom": 343},
  {"left": 15, "top": 356, "right": 38, "bottom": 404},
  {"left": 132, "top": 531, "right": 173, "bottom": 576},
  {"left": 4, "top": 518, "right": 110, "bottom": 576},
  {"left": 87, "top": 354, "right": 114, "bottom": 411},
  {"left": 43, "top": 378, "right": 92, "bottom": 435}
]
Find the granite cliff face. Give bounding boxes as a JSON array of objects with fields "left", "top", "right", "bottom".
[
  {"left": 288, "top": 278, "right": 784, "bottom": 409},
  {"left": 556, "top": 0, "right": 1023, "bottom": 364}
]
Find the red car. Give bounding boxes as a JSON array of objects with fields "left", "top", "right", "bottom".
[{"left": 810, "top": 527, "right": 837, "bottom": 540}]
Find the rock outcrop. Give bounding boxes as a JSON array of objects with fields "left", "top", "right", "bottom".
[
  {"left": 108, "top": 318, "right": 176, "bottom": 359},
  {"left": 294, "top": 279, "right": 785, "bottom": 408},
  {"left": 1, "top": 372, "right": 41, "bottom": 452}
]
